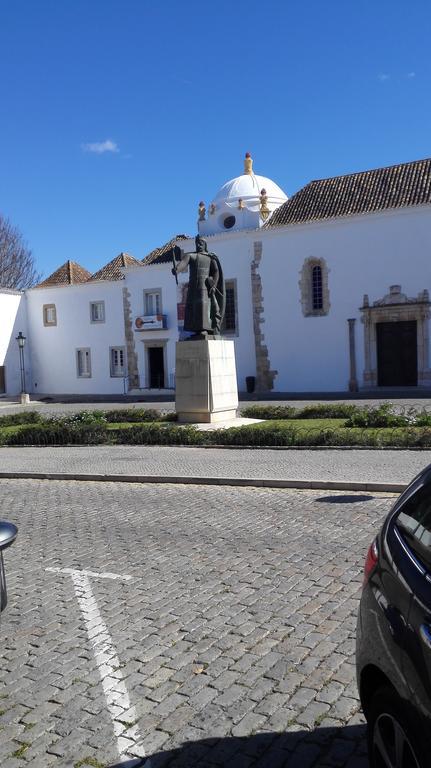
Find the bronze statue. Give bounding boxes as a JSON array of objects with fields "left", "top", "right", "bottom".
[{"left": 172, "top": 236, "right": 225, "bottom": 338}]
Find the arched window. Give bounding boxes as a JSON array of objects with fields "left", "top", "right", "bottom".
[
  {"left": 312, "top": 265, "right": 323, "bottom": 310},
  {"left": 299, "top": 257, "right": 330, "bottom": 316}
]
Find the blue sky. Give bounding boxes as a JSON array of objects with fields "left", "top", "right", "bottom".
[{"left": 1, "top": 0, "right": 430, "bottom": 278}]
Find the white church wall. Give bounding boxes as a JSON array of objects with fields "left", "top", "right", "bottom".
[
  {"left": 26, "top": 281, "right": 126, "bottom": 395},
  {"left": 0, "top": 290, "right": 29, "bottom": 395},
  {"left": 260, "top": 206, "right": 431, "bottom": 391}
]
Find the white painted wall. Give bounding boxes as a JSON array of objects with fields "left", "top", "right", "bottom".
[
  {"left": 124, "top": 263, "right": 181, "bottom": 388},
  {"left": 260, "top": 206, "right": 431, "bottom": 391},
  {"left": 0, "top": 290, "right": 29, "bottom": 395},
  {"left": 26, "top": 281, "right": 126, "bottom": 395},
  {"left": 4, "top": 203, "right": 431, "bottom": 397}
]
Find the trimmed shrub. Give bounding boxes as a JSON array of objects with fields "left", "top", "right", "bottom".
[
  {"left": 345, "top": 403, "right": 406, "bottom": 428},
  {"left": 0, "top": 411, "right": 43, "bottom": 426},
  {"left": 5, "top": 423, "right": 110, "bottom": 446},
  {"left": 57, "top": 410, "right": 108, "bottom": 425},
  {"left": 295, "top": 404, "right": 359, "bottom": 419},
  {"left": 240, "top": 404, "right": 359, "bottom": 420},
  {"left": 111, "top": 423, "right": 203, "bottom": 445},
  {"left": 240, "top": 405, "right": 297, "bottom": 420},
  {"left": 105, "top": 408, "right": 163, "bottom": 423}
]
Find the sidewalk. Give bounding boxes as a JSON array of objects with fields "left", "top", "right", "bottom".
[{"left": 0, "top": 444, "right": 430, "bottom": 492}]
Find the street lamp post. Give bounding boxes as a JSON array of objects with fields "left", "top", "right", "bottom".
[{"left": 15, "top": 332, "right": 29, "bottom": 404}]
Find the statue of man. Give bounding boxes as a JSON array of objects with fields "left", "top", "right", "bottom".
[{"left": 172, "top": 235, "right": 225, "bottom": 337}]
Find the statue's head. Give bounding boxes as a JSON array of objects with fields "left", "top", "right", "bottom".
[{"left": 195, "top": 235, "right": 207, "bottom": 253}]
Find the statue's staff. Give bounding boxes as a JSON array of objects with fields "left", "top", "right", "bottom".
[{"left": 171, "top": 246, "right": 178, "bottom": 286}]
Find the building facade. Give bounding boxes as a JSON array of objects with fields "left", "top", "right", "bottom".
[{"left": 1, "top": 154, "right": 431, "bottom": 397}]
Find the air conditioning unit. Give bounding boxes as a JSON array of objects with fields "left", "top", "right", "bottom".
[{"left": 135, "top": 315, "right": 167, "bottom": 331}]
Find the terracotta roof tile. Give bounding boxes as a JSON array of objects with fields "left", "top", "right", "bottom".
[
  {"left": 36, "top": 260, "right": 91, "bottom": 288},
  {"left": 90, "top": 252, "right": 141, "bottom": 281},
  {"left": 265, "top": 158, "right": 431, "bottom": 229},
  {"left": 142, "top": 235, "right": 191, "bottom": 266}
]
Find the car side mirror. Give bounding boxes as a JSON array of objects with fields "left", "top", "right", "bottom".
[{"left": 0, "top": 521, "right": 18, "bottom": 614}]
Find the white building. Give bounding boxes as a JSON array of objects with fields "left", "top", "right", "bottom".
[{"left": 1, "top": 154, "right": 431, "bottom": 397}]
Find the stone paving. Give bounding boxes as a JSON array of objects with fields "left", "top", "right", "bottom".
[
  {"left": 0, "top": 479, "right": 395, "bottom": 767},
  {"left": 0, "top": 444, "right": 430, "bottom": 486}
]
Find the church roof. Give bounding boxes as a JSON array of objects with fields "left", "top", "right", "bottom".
[
  {"left": 266, "top": 158, "right": 431, "bottom": 228},
  {"left": 90, "top": 252, "right": 141, "bottom": 281},
  {"left": 36, "top": 260, "right": 91, "bottom": 288},
  {"left": 142, "top": 235, "right": 191, "bottom": 266}
]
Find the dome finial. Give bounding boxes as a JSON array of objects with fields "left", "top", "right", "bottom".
[{"left": 244, "top": 152, "right": 253, "bottom": 175}]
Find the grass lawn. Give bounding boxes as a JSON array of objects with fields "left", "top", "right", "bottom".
[{"left": 251, "top": 418, "right": 347, "bottom": 432}]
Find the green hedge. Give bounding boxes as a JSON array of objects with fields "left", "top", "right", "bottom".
[
  {"left": 240, "top": 404, "right": 359, "bottom": 420},
  {"left": 5, "top": 423, "right": 111, "bottom": 446},
  {"left": 111, "top": 423, "right": 203, "bottom": 445},
  {"left": 0, "top": 411, "right": 43, "bottom": 427}
]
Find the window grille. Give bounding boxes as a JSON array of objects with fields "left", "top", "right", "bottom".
[
  {"left": 110, "top": 347, "right": 125, "bottom": 377},
  {"left": 76, "top": 348, "right": 91, "bottom": 377},
  {"left": 144, "top": 291, "right": 161, "bottom": 316},
  {"left": 312, "top": 265, "right": 323, "bottom": 310},
  {"left": 90, "top": 301, "right": 105, "bottom": 322}
]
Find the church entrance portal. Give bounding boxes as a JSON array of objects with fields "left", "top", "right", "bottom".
[
  {"left": 148, "top": 346, "right": 165, "bottom": 389},
  {"left": 360, "top": 285, "right": 431, "bottom": 388},
  {"left": 376, "top": 321, "right": 417, "bottom": 386}
]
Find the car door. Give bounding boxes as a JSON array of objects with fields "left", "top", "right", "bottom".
[{"left": 392, "top": 481, "right": 431, "bottom": 722}]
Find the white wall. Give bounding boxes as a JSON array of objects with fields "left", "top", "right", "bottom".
[
  {"left": 26, "top": 282, "right": 126, "bottom": 395},
  {"left": 12, "top": 203, "right": 431, "bottom": 397},
  {"left": 124, "top": 263, "right": 181, "bottom": 388},
  {"left": 0, "top": 290, "right": 29, "bottom": 395},
  {"left": 260, "top": 206, "right": 431, "bottom": 391}
]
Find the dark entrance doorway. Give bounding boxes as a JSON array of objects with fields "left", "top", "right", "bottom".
[
  {"left": 148, "top": 347, "right": 165, "bottom": 388},
  {"left": 377, "top": 321, "right": 418, "bottom": 386},
  {"left": 0, "top": 366, "right": 5, "bottom": 394}
]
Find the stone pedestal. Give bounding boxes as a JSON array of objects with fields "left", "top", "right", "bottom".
[
  {"left": 175, "top": 339, "right": 238, "bottom": 423},
  {"left": 20, "top": 393, "right": 30, "bottom": 405}
]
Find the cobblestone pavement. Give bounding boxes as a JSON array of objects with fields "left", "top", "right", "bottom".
[
  {"left": 0, "top": 480, "right": 395, "bottom": 767},
  {"left": 0, "top": 444, "right": 430, "bottom": 486}
]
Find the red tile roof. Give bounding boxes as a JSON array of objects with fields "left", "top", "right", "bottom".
[
  {"left": 266, "top": 158, "right": 431, "bottom": 228},
  {"left": 36, "top": 260, "right": 91, "bottom": 288},
  {"left": 90, "top": 252, "right": 141, "bottom": 281},
  {"left": 142, "top": 235, "right": 191, "bottom": 266}
]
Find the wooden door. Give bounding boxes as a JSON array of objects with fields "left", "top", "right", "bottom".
[{"left": 377, "top": 321, "right": 417, "bottom": 386}]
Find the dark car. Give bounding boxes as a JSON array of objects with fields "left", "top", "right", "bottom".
[
  {"left": 0, "top": 520, "right": 18, "bottom": 615},
  {"left": 357, "top": 466, "right": 431, "bottom": 767}
]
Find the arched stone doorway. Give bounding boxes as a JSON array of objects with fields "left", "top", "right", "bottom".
[{"left": 360, "top": 285, "right": 431, "bottom": 388}]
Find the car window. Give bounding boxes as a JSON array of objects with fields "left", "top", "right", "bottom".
[{"left": 396, "top": 483, "right": 431, "bottom": 571}]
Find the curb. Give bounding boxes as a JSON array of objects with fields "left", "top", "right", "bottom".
[{"left": 0, "top": 471, "right": 405, "bottom": 493}]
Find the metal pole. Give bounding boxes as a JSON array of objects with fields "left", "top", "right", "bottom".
[{"left": 19, "top": 346, "right": 25, "bottom": 393}]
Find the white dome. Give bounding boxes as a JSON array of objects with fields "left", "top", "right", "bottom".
[{"left": 212, "top": 173, "right": 287, "bottom": 213}]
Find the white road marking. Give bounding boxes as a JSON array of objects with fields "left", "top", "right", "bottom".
[
  {"left": 46, "top": 566, "right": 132, "bottom": 581},
  {"left": 46, "top": 567, "right": 148, "bottom": 765}
]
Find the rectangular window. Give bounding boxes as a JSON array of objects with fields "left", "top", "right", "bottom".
[
  {"left": 76, "top": 348, "right": 91, "bottom": 378},
  {"left": 222, "top": 280, "right": 238, "bottom": 334},
  {"left": 144, "top": 290, "right": 162, "bottom": 316},
  {"left": 110, "top": 347, "right": 125, "bottom": 377},
  {"left": 90, "top": 301, "right": 105, "bottom": 323},
  {"left": 43, "top": 304, "right": 57, "bottom": 326}
]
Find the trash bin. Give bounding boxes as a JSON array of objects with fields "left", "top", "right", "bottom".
[
  {"left": 0, "top": 521, "right": 18, "bottom": 614},
  {"left": 245, "top": 376, "right": 256, "bottom": 394}
]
